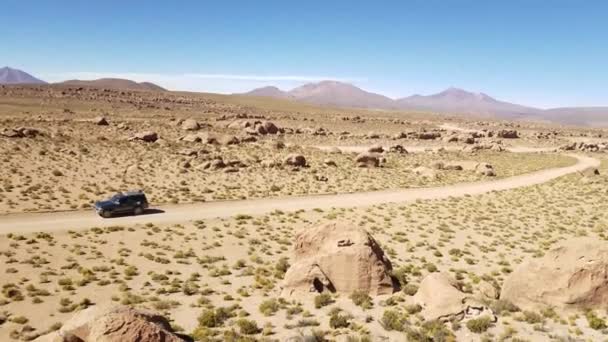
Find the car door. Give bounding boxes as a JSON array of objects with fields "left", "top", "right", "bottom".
[{"left": 116, "top": 197, "right": 131, "bottom": 213}]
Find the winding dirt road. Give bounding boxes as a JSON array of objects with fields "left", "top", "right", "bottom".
[{"left": 0, "top": 154, "right": 598, "bottom": 235}]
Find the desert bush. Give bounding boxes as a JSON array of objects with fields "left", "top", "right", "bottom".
[
  {"left": 466, "top": 316, "right": 493, "bottom": 333},
  {"left": 314, "top": 293, "right": 334, "bottom": 309},
  {"left": 236, "top": 319, "right": 260, "bottom": 335},
  {"left": 350, "top": 290, "right": 373, "bottom": 309},
  {"left": 259, "top": 299, "right": 279, "bottom": 316}
]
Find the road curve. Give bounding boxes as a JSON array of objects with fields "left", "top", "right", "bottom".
[{"left": 0, "top": 154, "right": 598, "bottom": 235}]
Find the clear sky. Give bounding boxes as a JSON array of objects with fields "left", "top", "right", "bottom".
[{"left": 2, "top": 0, "right": 607, "bottom": 108}]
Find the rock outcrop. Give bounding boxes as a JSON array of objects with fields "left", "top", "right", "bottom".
[
  {"left": 281, "top": 222, "right": 396, "bottom": 296},
  {"left": 501, "top": 238, "right": 608, "bottom": 311},
  {"left": 414, "top": 273, "right": 496, "bottom": 322},
  {"left": 35, "top": 305, "right": 186, "bottom": 342}
]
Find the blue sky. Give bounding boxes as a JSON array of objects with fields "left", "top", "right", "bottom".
[{"left": 2, "top": 0, "right": 607, "bottom": 108}]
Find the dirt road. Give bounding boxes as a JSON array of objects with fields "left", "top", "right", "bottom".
[{"left": 0, "top": 154, "right": 598, "bottom": 234}]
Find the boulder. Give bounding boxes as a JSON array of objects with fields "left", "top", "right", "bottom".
[
  {"left": 366, "top": 131, "right": 380, "bottom": 139},
  {"left": 327, "top": 146, "right": 342, "bottom": 154},
  {"left": 355, "top": 152, "right": 380, "bottom": 167},
  {"left": 1, "top": 127, "right": 42, "bottom": 138},
  {"left": 417, "top": 131, "right": 441, "bottom": 140},
  {"left": 430, "top": 161, "right": 445, "bottom": 170},
  {"left": 50, "top": 304, "right": 185, "bottom": 342},
  {"left": 323, "top": 158, "right": 337, "bottom": 167},
  {"left": 181, "top": 119, "right": 200, "bottom": 131},
  {"left": 180, "top": 134, "right": 202, "bottom": 143},
  {"left": 497, "top": 129, "right": 519, "bottom": 139},
  {"left": 93, "top": 116, "right": 109, "bottom": 126},
  {"left": 262, "top": 121, "right": 279, "bottom": 134},
  {"left": 368, "top": 144, "right": 384, "bottom": 153},
  {"left": 475, "top": 162, "right": 496, "bottom": 177},
  {"left": 179, "top": 132, "right": 218, "bottom": 145},
  {"left": 414, "top": 273, "right": 495, "bottom": 322},
  {"left": 501, "top": 238, "right": 608, "bottom": 312},
  {"left": 268, "top": 140, "right": 286, "bottom": 149},
  {"left": 281, "top": 222, "right": 396, "bottom": 296},
  {"left": 129, "top": 131, "right": 158, "bottom": 142},
  {"left": 580, "top": 167, "right": 600, "bottom": 177},
  {"left": 219, "top": 135, "right": 240, "bottom": 146},
  {"left": 284, "top": 154, "right": 306, "bottom": 167},
  {"left": 413, "top": 166, "right": 437, "bottom": 179},
  {"left": 443, "top": 162, "right": 464, "bottom": 171},
  {"left": 388, "top": 144, "right": 407, "bottom": 154},
  {"left": 260, "top": 159, "right": 279, "bottom": 168}
]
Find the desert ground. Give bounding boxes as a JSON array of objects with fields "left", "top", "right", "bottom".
[{"left": 1, "top": 85, "right": 608, "bottom": 341}]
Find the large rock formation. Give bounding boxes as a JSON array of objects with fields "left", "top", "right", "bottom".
[
  {"left": 281, "top": 222, "right": 396, "bottom": 296},
  {"left": 35, "top": 305, "right": 186, "bottom": 342},
  {"left": 355, "top": 152, "right": 381, "bottom": 167},
  {"left": 501, "top": 238, "right": 608, "bottom": 311},
  {"left": 413, "top": 273, "right": 495, "bottom": 322}
]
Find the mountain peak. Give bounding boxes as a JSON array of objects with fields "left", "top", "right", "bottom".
[
  {"left": 434, "top": 87, "right": 494, "bottom": 101},
  {"left": 0, "top": 67, "right": 47, "bottom": 85}
]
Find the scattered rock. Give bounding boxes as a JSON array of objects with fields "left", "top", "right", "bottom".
[
  {"left": 366, "top": 131, "right": 380, "bottom": 139},
  {"left": 219, "top": 135, "right": 240, "bottom": 146},
  {"left": 475, "top": 162, "right": 496, "bottom": 176},
  {"left": 368, "top": 144, "right": 384, "bottom": 153},
  {"left": 323, "top": 159, "right": 336, "bottom": 167},
  {"left": 284, "top": 154, "right": 306, "bottom": 167},
  {"left": 93, "top": 116, "right": 109, "bottom": 125},
  {"left": 497, "top": 129, "right": 519, "bottom": 139},
  {"left": 327, "top": 146, "right": 342, "bottom": 154},
  {"left": 580, "top": 167, "right": 600, "bottom": 177},
  {"left": 417, "top": 131, "right": 441, "bottom": 140},
  {"left": 268, "top": 140, "right": 286, "bottom": 149},
  {"left": 1, "top": 127, "right": 42, "bottom": 138},
  {"left": 281, "top": 222, "right": 396, "bottom": 296},
  {"left": 413, "top": 166, "right": 437, "bottom": 179},
  {"left": 501, "top": 238, "right": 608, "bottom": 311},
  {"left": 355, "top": 152, "right": 380, "bottom": 167},
  {"left": 260, "top": 159, "right": 279, "bottom": 168},
  {"left": 129, "top": 131, "right": 158, "bottom": 142},
  {"left": 262, "top": 121, "right": 279, "bottom": 134},
  {"left": 181, "top": 118, "right": 200, "bottom": 131},
  {"left": 388, "top": 144, "right": 407, "bottom": 154}
]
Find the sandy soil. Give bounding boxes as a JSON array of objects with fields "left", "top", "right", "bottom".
[{"left": 0, "top": 154, "right": 596, "bottom": 235}]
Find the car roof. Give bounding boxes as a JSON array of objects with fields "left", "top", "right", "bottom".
[{"left": 125, "top": 191, "right": 145, "bottom": 196}]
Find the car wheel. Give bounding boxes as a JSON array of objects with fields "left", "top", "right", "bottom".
[
  {"left": 101, "top": 210, "right": 112, "bottom": 218},
  {"left": 133, "top": 206, "right": 144, "bottom": 215}
]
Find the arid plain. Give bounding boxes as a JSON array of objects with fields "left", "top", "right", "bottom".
[{"left": 1, "top": 84, "right": 608, "bottom": 341}]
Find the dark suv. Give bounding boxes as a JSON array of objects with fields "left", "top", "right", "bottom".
[{"left": 94, "top": 191, "right": 149, "bottom": 218}]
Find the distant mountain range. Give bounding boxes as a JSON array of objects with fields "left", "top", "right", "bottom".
[
  {"left": 1, "top": 67, "right": 606, "bottom": 126},
  {"left": 0, "top": 67, "right": 165, "bottom": 92},
  {"left": 0, "top": 67, "right": 47, "bottom": 84},
  {"left": 242, "top": 81, "right": 608, "bottom": 126}
]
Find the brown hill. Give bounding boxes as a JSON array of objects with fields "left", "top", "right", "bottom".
[{"left": 59, "top": 78, "right": 166, "bottom": 91}]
